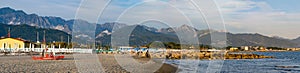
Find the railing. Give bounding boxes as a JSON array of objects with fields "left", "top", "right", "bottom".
[
  {"left": 0, "top": 48, "right": 225, "bottom": 54},
  {"left": 0, "top": 48, "right": 94, "bottom": 53}
]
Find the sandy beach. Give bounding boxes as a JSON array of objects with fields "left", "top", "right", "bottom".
[{"left": 0, "top": 54, "right": 177, "bottom": 73}]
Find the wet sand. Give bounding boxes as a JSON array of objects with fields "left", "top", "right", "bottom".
[{"left": 0, "top": 54, "right": 178, "bottom": 73}]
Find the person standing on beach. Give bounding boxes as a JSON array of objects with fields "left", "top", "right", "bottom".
[
  {"left": 42, "top": 49, "right": 45, "bottom": 57},
  {"left": 42, "top": 48, "right": 48, "bottom": 57}
]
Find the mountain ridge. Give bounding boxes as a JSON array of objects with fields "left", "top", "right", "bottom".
[
  {"left": 0, "top": 7, "right": 72, "bottom": 33},
  {"left": 0, "top": 7, "right": 300, "bottom": 48}
]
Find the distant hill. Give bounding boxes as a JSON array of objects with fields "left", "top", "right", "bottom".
[
  {"left": 224, "top": 33, "right": 297, "bottom": 47},
  {"left": 292, "top": 37, "right": 300, "bottom": 47},
  {"left": 194, "top": 29, "right": 298, "bottom": 48},
  {"left": 0, "top": 23, "right": 70, "bottom": 43}
]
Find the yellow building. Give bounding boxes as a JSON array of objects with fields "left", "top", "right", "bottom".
[
  {"left": 230, "top": 47, "right": 239, "bottom": 51},
  {"left": 0, "top": 38, "right": 27, "bottom": 49}
]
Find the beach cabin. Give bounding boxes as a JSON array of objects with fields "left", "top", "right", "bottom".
[{"left": 0, "top": 38, "right": 27, "bottom": 50}]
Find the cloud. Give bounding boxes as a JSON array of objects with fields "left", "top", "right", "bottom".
[
  {"left": 216, "top": 0, "right": 300, "bottom": 39},
  {"left": 99, "top": 0, "right": 205, "bottom": 28},
  {"left": 218, "top": 0, "right": 257, "bottom": 13}
]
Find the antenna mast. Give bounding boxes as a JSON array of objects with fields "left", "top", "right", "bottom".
[
  {"left": 7, "top": 27, "right": 10, "bottom": 38},
  {"left": 37, "top": 32, "right": 39, "bottom": 43},
  {"left": 43, "top": 30, "right": 46, "bottom": 44},
  {"left": 67, "top": 36, "right": 70, "bottom": 48}
]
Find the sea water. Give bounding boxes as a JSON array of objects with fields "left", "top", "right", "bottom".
[{"left": 164, "top": 52, "right": 300, "bottom": 73}]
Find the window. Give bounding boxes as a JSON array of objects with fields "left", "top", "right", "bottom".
[
  {"left": 3, "top": 43, "right": 6, "bottom": 49},
  {"left": 9, "top": 44, "right": 11, "bottom": 48}
]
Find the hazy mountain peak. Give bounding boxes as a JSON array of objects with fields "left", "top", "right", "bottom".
[
  {"left": 179, "top": 24, "right": 193, "bottom": 29},
  {"left": 0, "top": 7, "right": 14, "bottom": 11},
  {"left": 0, "top": 7, "right": 16, "bottom": 14},
  {"left": 175, "top": 24, "right": 198, "bottom": 32},
  {"left": 1, "top": 7, "right": 13, "bottom": 10},
  {"left": 272, "top": 36, "right": 288, "bottom": 40},
  {"left": 292, "top": 37, "right": 300, "bottom": 46},
  {"left": 181, "top": 24, "right": 190, "bottom": 27}
]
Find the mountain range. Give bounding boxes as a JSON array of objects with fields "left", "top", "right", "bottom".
[
  {"left": 0, "top": 7, "right": 300, "bottom": 48},
  {"left": 95, "top": 23, "right": 300, "bottom": 47},
  {"left": 0, "top": 7, "right": 72, "bottom": 33},
  {"left": 0, "top": 23, "right": 70, "bottom": 43}
]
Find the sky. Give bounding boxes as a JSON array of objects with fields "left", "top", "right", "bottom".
[{"left": 0, "top": 0, "right": 300, "bottom": 39}]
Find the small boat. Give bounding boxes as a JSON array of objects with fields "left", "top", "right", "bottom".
[
  {"left": 31, "top": 30, "right": 64, "bottom": 60},
  {"left": 32, "top": 54, "right": 64, "bottom": 60}
]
